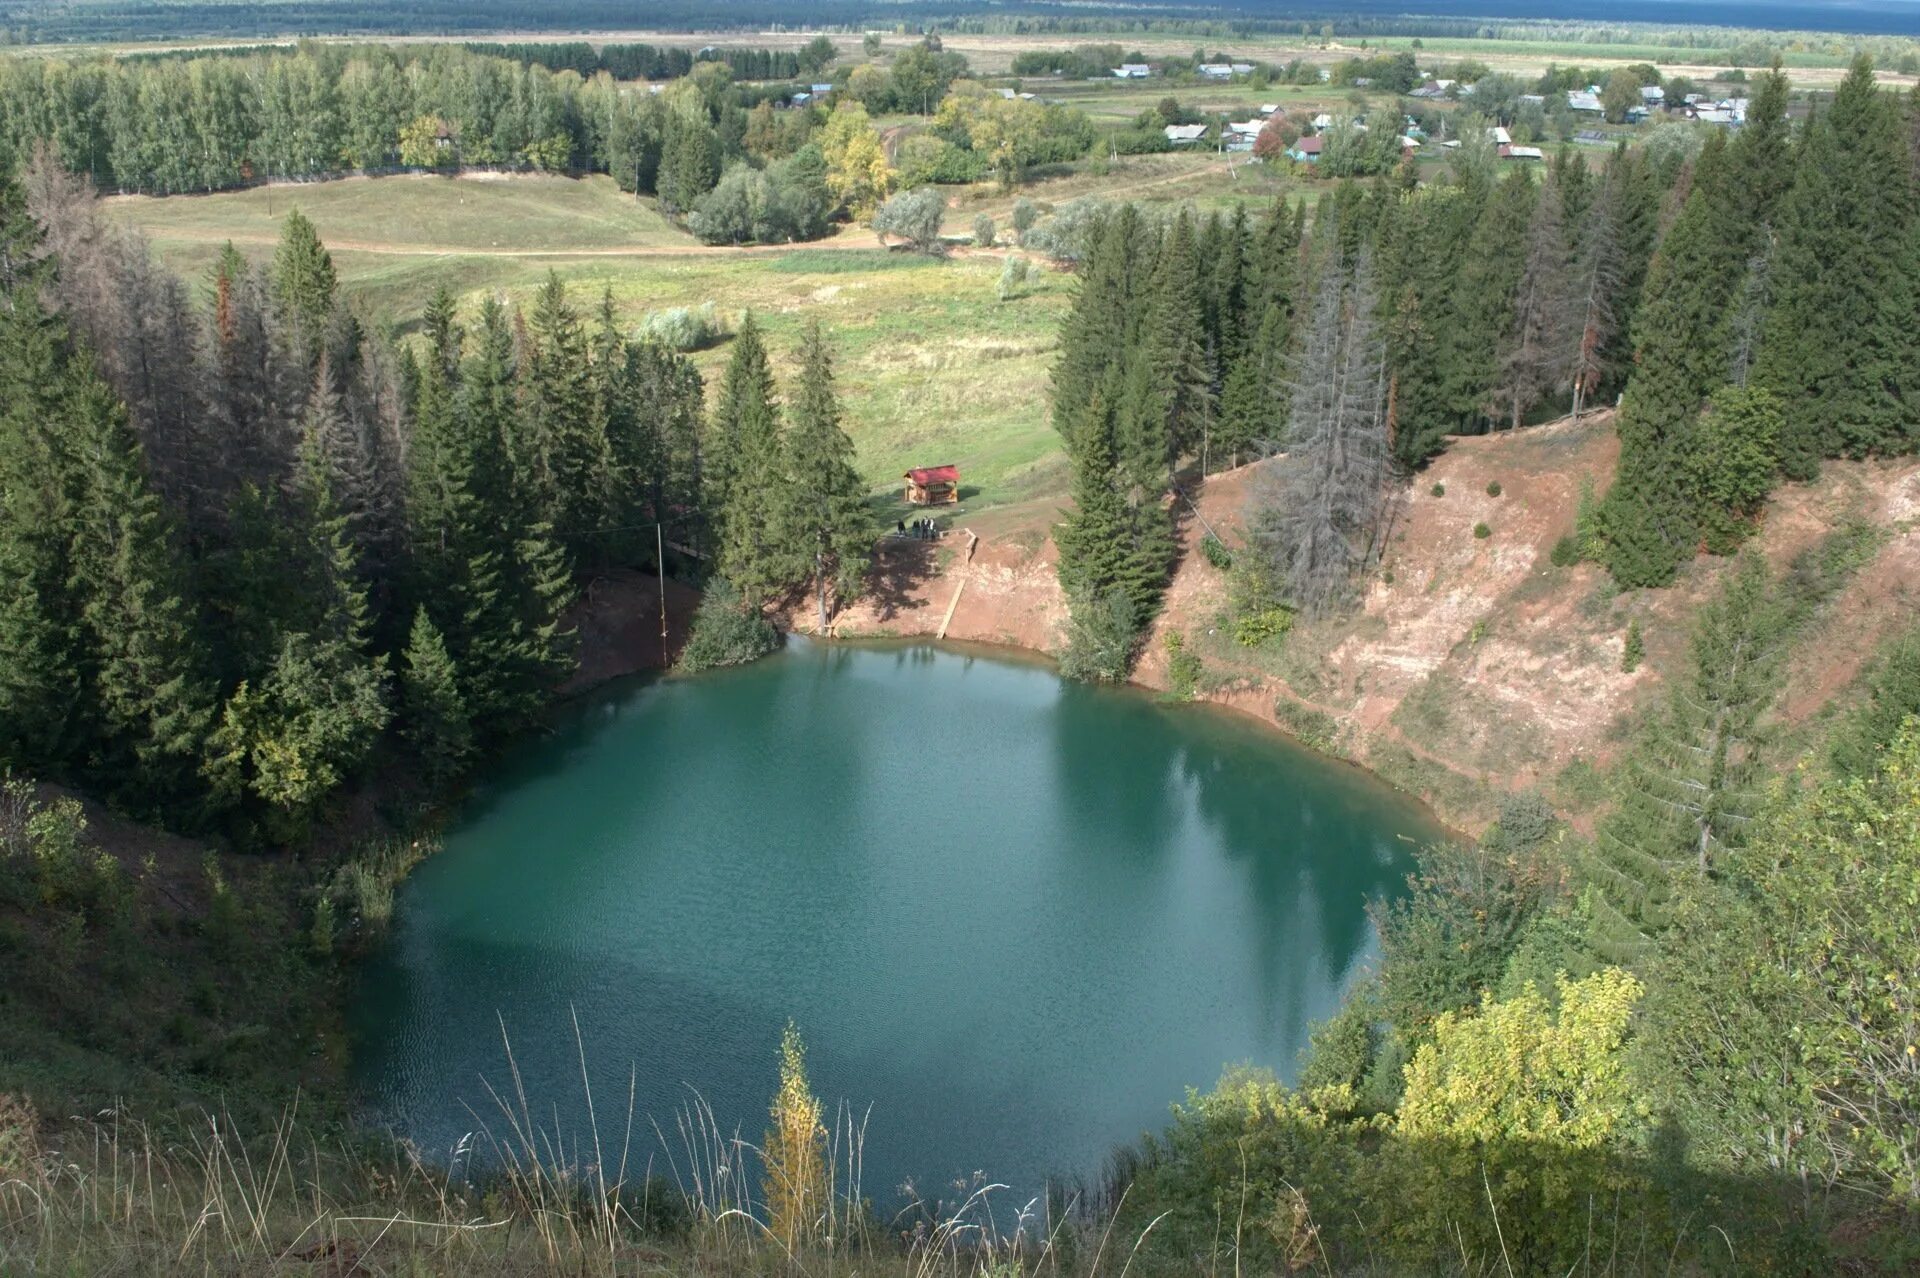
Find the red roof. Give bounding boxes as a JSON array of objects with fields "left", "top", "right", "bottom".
[
  {"left": 906, "top": 465, "right": 959, "bottom": 485},
  {"left": 1294, "top": 135, "right": 1323, "bottom": 154}
]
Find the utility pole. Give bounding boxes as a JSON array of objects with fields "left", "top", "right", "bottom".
[{"left": 657, "top": 522, "right": 670, "bottom": 666}]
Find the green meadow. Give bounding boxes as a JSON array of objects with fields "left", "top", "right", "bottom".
[{"left": 105, "top": 173, "right": 1078, "bottom": 510}]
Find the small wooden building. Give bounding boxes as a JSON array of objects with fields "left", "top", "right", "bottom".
[{"left": 904, "top": 464, "right": 960, "bottom": 506}]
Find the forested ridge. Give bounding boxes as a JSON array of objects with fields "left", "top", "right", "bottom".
[{"left": 1051, "top": 59, "right": 1920, "bottom": 671}]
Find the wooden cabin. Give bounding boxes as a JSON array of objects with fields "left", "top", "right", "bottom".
[{"left": 904, "top": 464, "right": 960, "bottom": 506}]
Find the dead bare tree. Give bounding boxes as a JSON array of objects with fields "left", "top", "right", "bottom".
[
  {"left": 1566, "top": 163, "right": 1630, "bottom": 418},
  {"left": 1245, "top": 249, "right": 1390, "bottom": 618}
]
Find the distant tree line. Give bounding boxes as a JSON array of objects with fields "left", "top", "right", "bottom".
[{"left": 0, "top": 42, "right": 818, "bottom": 196}]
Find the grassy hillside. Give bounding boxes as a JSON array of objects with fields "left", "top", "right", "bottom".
[{"left": 105, "top": 173, "right": 1081, "bottom": 510}]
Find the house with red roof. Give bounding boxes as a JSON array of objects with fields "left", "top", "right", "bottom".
[{"left": 904, "top": 464, "right": 960, "bottom": 506}]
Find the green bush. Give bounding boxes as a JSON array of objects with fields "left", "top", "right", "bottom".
[
  {"left": 1059, "top": 589, "right": 1138, "bottom": 683},
  {"left": 678, "top": 579, "right": 780, "bottom": 673},
  {"left": 971, "top": 212, "right": 995, "bottom": 247},
  {"left": 1486, "top": 480, "right": 1503, "bottom": 497},
  {"left": 639, "top": 303, "right": 729, "bottom": 352},
  {"left": 1164, "top": 631, "right": 1203, "bottom": 701},
  {"left": 1200, "top": 533, "right": 1232, "bottom": 569},
  {"left": 1549, "top": 533, "right": 1581, "bottom": 567},
  {"left": 1621, "top": 617, "right": 1644, "bottom": 673},
  {"left": 1430, "top": 482, "right": 1446, "bottom": 497},
  {"left": 1235, "top": 606, "right": 1294, "bottom": 648},
  {"left": 1473, "top": 522, "right": 1491, "bottom": 540}
]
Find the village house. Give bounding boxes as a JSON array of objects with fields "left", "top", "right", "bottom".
[
  {"left": 1164, "top": 123, "right": 1209, "bottom": 145},
  {"left": 904, "top": 465, "right": 960, "bottom": 506},
  {"left": 1112, "top": 63, "right": 1150, "bottom": 79},
  {"left": 1286, "top": 134, "right": 1322, "bottom": 164}
]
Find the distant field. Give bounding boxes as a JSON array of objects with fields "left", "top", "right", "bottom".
[
  {"left": 104, "top": 172, "right": 1076, "bottom": 512},
  {"left": 107, "top": 172, "right": 688, "bottom": 253}
]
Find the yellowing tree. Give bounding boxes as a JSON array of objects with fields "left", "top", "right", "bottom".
[
  {"left": 934, "top": 82, "right": 1043, "bottom": 189},
  {"left": 762, "top": 1021, "right": 830, "bottom": 1251},
  {"left": 398, "top": 114, "right": 454, "bottom": 168},
  {"left": 820, "top": 101, "right": 893, "bottom": 219},
  {"left": 1398, "top": 968, "right": 1646, "bottom": 1149}
]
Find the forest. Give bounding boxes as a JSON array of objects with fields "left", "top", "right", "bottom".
[{"left": 1, "top": 22, "right": 1920, "bottom": 1273}]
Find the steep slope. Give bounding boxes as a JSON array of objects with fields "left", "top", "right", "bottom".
[{"left": 802, "top": 413, "right": 1920, "bottom": 831}]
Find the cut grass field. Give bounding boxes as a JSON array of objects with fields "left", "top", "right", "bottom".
[{"left": 104, "top": 172, "right": 1077, "bottom": 511}]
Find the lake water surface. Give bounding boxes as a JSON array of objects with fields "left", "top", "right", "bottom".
[{"left": 353, "top": 639, "right": 1444, "bottom": 1208}]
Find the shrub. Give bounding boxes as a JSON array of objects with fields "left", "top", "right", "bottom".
[
  {"left": 1164, "top": 631, "right": 1203, "bottom": 701},
  {"left": 1010, "top": 195, "right": 1040, "bottom": 240},
  {"left": 1549, "top": 534, "right": 1581, "bottom": 567},
  {"left": 872, "top": 186, "right": 948, "bottom": 254},
  {"left": 1059, "top": 589, "right": 1138, "bottom": 683},
  {"left": 640, "top": 303, "right": 730, "bottom": 352},
  {"left": 1473, "top": 522, "right": 1491, "bottom": 540},
  {"left": 1430, "top": 482, "right": 1445, "bottom": 497},
  {"left": 971, "top": 212, "right": 995, "bottom": 247},
  {"left": 310, "top": 896, "right": 335, "bottom": 956},
  {"left": 1201, "top": 534, "right": 1233, "bottom": 569},
  {"left": 1235, "top": 606, "right": 1294, "bottom": 648},
  {"left": 679, "top": 579, "right": 781, "bottom": 673},
  {"left": 1486, "top": 480, "right": 1502, "bottom": 497},
  {"left": 1621, "top": 618, "right": 1643, "bottom": 673},
  {"left": 995, "top": 253, "right": 1030, "bottom": 302}
]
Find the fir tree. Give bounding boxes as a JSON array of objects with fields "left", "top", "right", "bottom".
[
  {"left": 781, "top": 320, "right": 871, "bottom": 631},
  {"left": 1756, "top": 56, "right": 1917, "bottom": 475},
  {"left": 706, "top": 312, "right": 778, "bottom": 538},
  {"left": 270, "top": 207, "right": 337, "bottom": 359},
  {"left": 399, "top": 606, "right": 472, "bottom": 786},
  {"left": 1584, "top": 553, "right": 1782, "bottom": 959},
  {"left": 1441, "top": 166, "right": 1535, "bottom": 433},
  {"left": 1599, "top": 134, "right": 1751, "bottom": 588},
  {"left": 522, "top": 272, "right": 601, "bottom": 556},
  {"left": 715, "top": 320, "right": 796, "bottom": 607},
  {"left": 1140, "top": 212, "right": 1212, "bottom": 479}
]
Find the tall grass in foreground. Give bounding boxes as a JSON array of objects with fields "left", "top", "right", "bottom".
[{"left": 0, "top": 1019, "right": 1116, "bottom": 1277}]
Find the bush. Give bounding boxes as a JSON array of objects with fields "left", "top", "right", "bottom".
[
  {"left": 679, "top": 579, "right": 781, "bottom": 673},
  {"left": 995, "top": 253, "right": 1030, "bottom": 302},
  {"left": 1201, "top": 533, "right": 1233, "bottom": 569},
  {"left": 1164, "top": 631, "right": 1203, "bottom": 701},
  {"left": 1473, "top": 522, "right": 1491, "bottom": 540},
  {"left": 1010, "top": 195, "right": 1040, "bottom": 240},
  {"left": 971, "top": 212, "right": 995, "bottom": 247},
  {"left": 872, "top": 186, "right": 948, "bottom": 254},
  {"left": 1549, "top": 534, "right": 1580, "bottom": 567},
  {"left": 640, "top": 303, "right": 730, "bottom": 352},
  {"left": 1059, "top": 589, "right": 1138, "bottom": 683},
  {"left": 1235, "top": 606, "right": 1294, "bottom": 648},
  {"left": 1430, "top": 482, "right": 1445, "bottom": 497},
  {"left": 1486, "top": 480, "right": 1502, "bottom": 497},
  {"left": 1621, "top": 617, "right": 1643, "bottom": 673}
]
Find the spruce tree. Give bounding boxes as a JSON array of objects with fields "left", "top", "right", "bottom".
[
  {"left": 400, "top": 606, "right": 471, "bottom": 785},
  {"left": 1756, "top": 56, "right": 1916, "bottom": 475},
  {"left": 66, "top": 361, "right": 215, "bottom": 814},
  {"left": 271, "top": 207, "right": 337, "bottom": 359},
  {"left": 1441, "top": 166, "right": 1534, "bottom": 432},
  {"left": 707, "top": 312, "right": 778, "bottom": 538},
  {"left": 1140, "top": 212, "right": 1212, "bottom": 479},
  {"left": 523, "top": 272, "right": 601, "bottom": 556},
  {"left": 1584, "top": 553, "right": 1782, "bottom": 959},
  {"left": 715, "top": 319, "right": 797, "bottom": 607},
  {"left": 1599, "top": 134, "right": 1751, "bottom": 587},
  {"left": 0, "top": 288, "right": 87, "bottom": 768},
  {"left": 780, "top": 320, "right": 871, "bottom": 631}
]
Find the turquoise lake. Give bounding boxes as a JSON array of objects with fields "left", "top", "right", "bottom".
[{"left": 352, "top": 639, "right": 1443, "bottom": 1210}]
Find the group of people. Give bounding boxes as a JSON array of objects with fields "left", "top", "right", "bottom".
[{"left": 897, "top": 517, "right": 939, "bottom": 541}]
